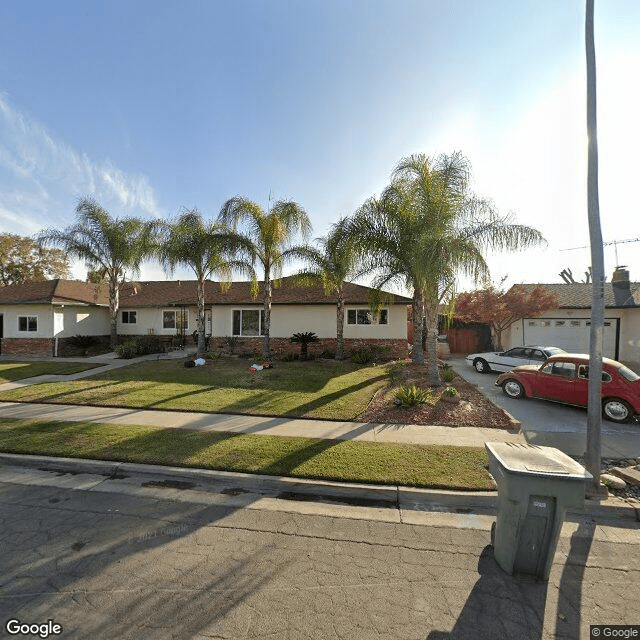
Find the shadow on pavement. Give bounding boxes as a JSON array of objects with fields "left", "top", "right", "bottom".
[{"left": 426, "top": 545, "right": 549, "bottom": 640}]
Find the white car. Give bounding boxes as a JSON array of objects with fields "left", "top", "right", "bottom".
[{"left": 466, "top": 346, "right": 566, "bottom": 374}]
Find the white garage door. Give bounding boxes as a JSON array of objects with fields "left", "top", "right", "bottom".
[{"left": 523, "top": 318, "right": 618, "bottom": 359}]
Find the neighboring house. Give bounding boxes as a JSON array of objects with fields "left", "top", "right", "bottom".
[
  {"left": 501, "top": 267, "right": 640, "bottom": 370},
  {"left": 0, "top": 276, "right": 411, "bottom": 358}
]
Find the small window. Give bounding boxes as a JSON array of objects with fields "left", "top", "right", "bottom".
[
  {"left": 578, "top": 365, "right": 612, "bottom": 382},
  {"left": 555, "top": 320, "right": 565, "bottom": 327},
  {"left": 122, "top": 311, "right": 137, "bottom": 324},
  {"left": 18, "top": 316, "right": 38, "bottom": 332},
  {"left": 163, "top": 311, "right": 176, "bottom": 329},
  {"left": 347, "top": 308, "right": 388, "bottom": 325},
  {"left": 528, "top": 321, "right": 537, "bottom": 327},
  {"left": 618, "top": 365, "right": 640, "bottom": 382},
  {"left": 232, "top": 309, "right": 265, "bottom": 336},
  {"left": 541, "top": 320, "right": 551, "bottom": 327},
  {"left": 570, "top": 320, "right": 581, "bottom": 327}
]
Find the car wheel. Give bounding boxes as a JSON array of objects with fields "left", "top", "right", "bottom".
[
  {"left": 602, "top": 398, "right": 632, "bottom": 423},
  {"left": 502, "top": 379, "right": 525, "bottom": 399},
  {"left": 473, "top": 358, "right": 490, "bottom": 373}
]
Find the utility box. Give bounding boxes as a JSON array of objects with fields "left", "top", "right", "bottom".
[{"left": 486, "top": 442, "right": 592, "bottom": 581}]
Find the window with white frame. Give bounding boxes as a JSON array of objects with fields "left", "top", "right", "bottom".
[
  {"left": 18, "top": 316, "right": 38, "bottom": 332},
  {"left": 163, "top": 310, "right": 188, "bottom": 330},
  {"left": 121, "top": 311, "right": 137, "bottom": 324},
  {"left": 346, "top": 308, "right": 388, "bottom": 325},
  {"left": 232, "top": 309, "right": 265, "bottom": 336}
]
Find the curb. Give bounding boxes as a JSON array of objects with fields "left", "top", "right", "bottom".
[{"left": 0, "top": 453, "right": 636, "bottom": 526}]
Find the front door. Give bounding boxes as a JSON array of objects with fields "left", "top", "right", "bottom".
[{"left": 533, "top": 360, "right": 579, "bottom": 402}]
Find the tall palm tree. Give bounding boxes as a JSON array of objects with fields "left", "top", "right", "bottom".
[
  {"left": 38, "top": 197, "right": 156, "bottom": 349},
  {"left": 218, "top": 196, "right": 311, "bottom": 360},
  {"left": 585, "top": 0, "right": 604, "bottom": 492},
  {"left": 157, "top": 209, "right": 254, "bottom": 355},
  {"left": 350, "top": 153, "right": 545, "bottom": 385},
  {"left": 295, "top": 218, "right": 361, "bottom": 360}
]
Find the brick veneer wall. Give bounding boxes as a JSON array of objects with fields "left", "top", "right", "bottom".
[
  {"left": 1, "top": 338, "right": 55, "bottom": 356},
  {"left": 210, "top": 337, "right": 407, "bottom": 360}
]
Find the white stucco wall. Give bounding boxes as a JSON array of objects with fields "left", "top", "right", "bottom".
[
  {"left": 0, "top": 304, "right": 110, "bottom": 339},
  {"left": 210, "top": 305, "right": 407, "bottom": 339},
  {"left": 117, "top": 307, "right": 196, "bottom": 336}
]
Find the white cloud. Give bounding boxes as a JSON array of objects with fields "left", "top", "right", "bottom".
[{"left": 0, "top": 94, "right": 162, "bottom": 239}]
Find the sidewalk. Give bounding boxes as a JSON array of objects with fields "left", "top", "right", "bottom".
[{"left": 0, "top": 351, "right": 525, "bottom": 447}]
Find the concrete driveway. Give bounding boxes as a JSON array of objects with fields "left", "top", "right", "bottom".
[{"left": 448, "top": 356, "right": 640, "bottom": 458}]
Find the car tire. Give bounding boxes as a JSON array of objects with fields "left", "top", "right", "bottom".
[
  {"left": 602, "top": 398, "right": 633, "bottom": 424},
  {"left": 502, "top": 379, "right": 525, "bottom": 399},
  {"left": 473, "top": 358, "right": 490, "bottom": 373}
]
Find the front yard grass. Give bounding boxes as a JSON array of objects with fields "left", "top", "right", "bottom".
[
  {"left": 0, "top": 418, "right": 492, "bottom": 490},
  {"left": 0, "top": 359, "right": 396, "bottom": 421},
  {"left": 0, "top": 361, "right": 102, "bottom": 383}
]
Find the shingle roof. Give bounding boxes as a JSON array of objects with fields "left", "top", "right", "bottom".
[
  {"left": 518, "top": 282, "right": 640, "bottom": 308},
  {"left": 0, "top": 280, "right": 109, "bottom": 306},
  {"left": 119, "top": 276, "right": 412, "bottom": 307}
]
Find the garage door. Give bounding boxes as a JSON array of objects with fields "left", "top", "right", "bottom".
[{"left": 523, "top": 318, "right": 618, "bottom": 359}]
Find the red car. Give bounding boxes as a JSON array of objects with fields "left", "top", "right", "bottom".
[{"left": 495, "top": 354, "right": 640, "bottom": 423}]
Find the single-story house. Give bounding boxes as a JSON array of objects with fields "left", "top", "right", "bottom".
[
  {"left": 0, "top": 276, "right": 412, "bottom": 358},
  {"left": 501, "top": 267, "right": 640, "bottom": 370}
]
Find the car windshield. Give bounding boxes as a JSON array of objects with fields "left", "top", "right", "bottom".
[{"left": 617, "top": 365, "right": 640, "bottom": 382}]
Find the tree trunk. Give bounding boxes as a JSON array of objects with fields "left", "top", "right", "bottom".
[
  {"left": 411, "top": 290, "right": 425, "bottom": 365},
  {"left": 197, "top": 274, "right": 206, "bottom": 356},
  {"left": 108, "top": 273, "right": 119, "bottom": 350},
  {"left": 585, "top": 0, "right": 604, "bottom": 494},
  {"left": 262, "top": 270, "right": 272, "bottom": 361},
  {"left": 336, "top": 289, "right": 345, "bottom": 360},
  {"left": 425, "top": 300, "right": 441, "bottom": 386}
]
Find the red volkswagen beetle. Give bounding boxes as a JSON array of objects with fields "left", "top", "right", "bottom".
[{"left": 495, "top": 354, "right": 640, "bottom": 423}]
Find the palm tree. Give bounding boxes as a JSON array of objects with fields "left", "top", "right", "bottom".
[
  {"left": 38, "top": 197, "right": 156, "bottom": 349},
  {"left": 350, "top": 153, "right": 545, "bottom": 385},
  {"left": 218, "top": 196, "right": 311, "bottom": 360},
  {"left": 585, "top": 0, "right": 604, "bottom": 493},
  {"left": 157, "top": 209, "right": 254, "bottom": 355},
  {"left": 295, "top": 218, "right": 361, "bottom": 360}
]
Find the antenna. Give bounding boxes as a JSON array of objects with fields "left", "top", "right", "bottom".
[{"left": 560, "top": 237, "right": 640, "bottom": 266}]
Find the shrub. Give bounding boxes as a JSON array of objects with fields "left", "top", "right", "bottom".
[
  {"left": 394, "top": 384, "right": 435, "bottom": 407},
  {"left": 350, "top": 344, "right": 391, "bottom": 364},
  {"left": 290, "top": 331, "right": 320, "bottom": 360},
  {"left": 319, "top": 349, "right": 336, "bottom": 359},
  {"left": 281, "top": 352, "right": 299, "bottom": 362},
  {"left": 115, "top": 335, "right": 162, "bottom": 359},
  {"left": 443, "top": 385, "right": 459, "bottom": 397},
  {"left": 67, "top": 335, "right": 100, "bottom": 355},
  {"left": 115, "top": 340, "right": 139, "bottom": 359},
  {"left": 441, "top": 368, "right": 457, "bottom": 383}
]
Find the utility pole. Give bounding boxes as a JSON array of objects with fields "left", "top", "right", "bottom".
[{"left": 585, "top": 0, "right": 605, "bottom": 495}]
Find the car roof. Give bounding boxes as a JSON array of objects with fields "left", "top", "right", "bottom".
[{"left": 545, "top": 353, "right": 622, "bottom": 366}]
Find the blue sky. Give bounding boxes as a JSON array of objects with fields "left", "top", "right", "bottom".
[{"left": 1, "top": 0, "right": 639, "bottom": 291}]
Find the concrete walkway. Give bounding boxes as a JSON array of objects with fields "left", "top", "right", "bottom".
[{"left": 0, "top": 351, "right": 526, "bottom": 447}]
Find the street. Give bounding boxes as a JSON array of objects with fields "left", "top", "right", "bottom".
[
  {"left": 0, "top": 461, "right": 638, "bottom": 639},
  {"left": 449, "top": 357, "right": 640, "bottom": 458}
]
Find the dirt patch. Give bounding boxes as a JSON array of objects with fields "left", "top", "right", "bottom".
[{"left": 361, "top": 363, "right": 518, "bottom": 430}]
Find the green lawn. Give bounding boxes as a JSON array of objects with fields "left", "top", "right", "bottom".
[
  {"left": 0, "top": 418, "right": 492, "bottom": 490},
  {"left": 0, "top": 361, "right": 102, "bottom": 383},
  {"left": 0, "top": 359, "right": 396, "bottom": 421}
]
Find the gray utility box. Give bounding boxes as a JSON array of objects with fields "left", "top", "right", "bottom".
[{"left": 486, "top": 442, "right": 592, "bottom": 581}]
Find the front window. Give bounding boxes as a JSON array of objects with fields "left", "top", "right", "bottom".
[
  {"left": 18, "top": 316, "right": 37, "bottom": 332},
  {"left": 578, "top": 365, "right": 612, "bottom": 383},
  {"left": 122, "top": 311, "right": 137, "bottom": 324},
  {"left": 163, "top": 310, "right": 188, "bottom": 331},
  {"left": 232, "top": 309, "right": 265, "bottom": 336},
  {"left": 541, "top": 361, "right": 576, "bottom": 378},
  {"left": 347, "top": 308, "right": 388, "bottom": 325}
]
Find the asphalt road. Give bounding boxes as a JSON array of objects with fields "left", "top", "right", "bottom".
[
  {"left": 1, "top": 461, "right": 637, "bottom": 639},
  {"left": 448, "top": 356, "right": 640, "bottom": 458}
]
